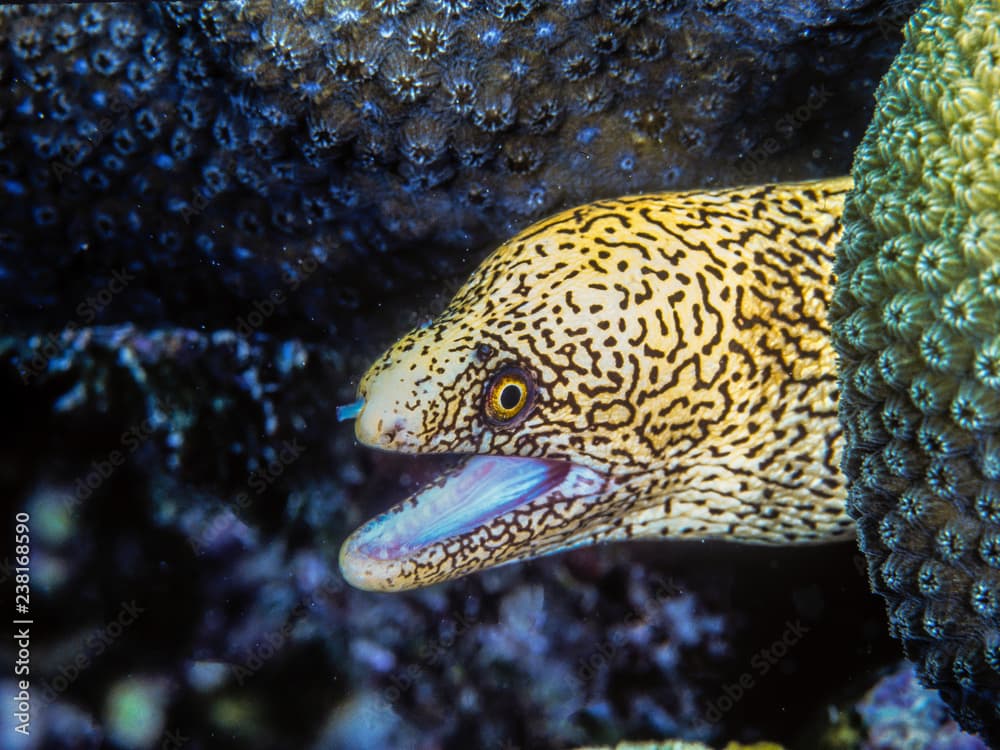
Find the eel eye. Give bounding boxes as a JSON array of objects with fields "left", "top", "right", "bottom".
[{"left": 485, "top": 367, "right": 532, "bottom": 424}]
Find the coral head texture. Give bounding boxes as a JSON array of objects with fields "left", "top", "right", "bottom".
[{"left": 832, "top": 0, "right": 1000, "bottom": 741}]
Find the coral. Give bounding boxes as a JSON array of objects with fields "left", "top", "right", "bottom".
[
  {"left": 0, "top": 1, "right": 915, "bottom": 338},
  {"left": 831, "top": 0, "right": 1000, "bottom": 741},
  {"left": 105, "top": 677, "right": 172, "bottom": 749},
  {"left": 856, "top": 662, "right": 989, "bottom": 750},
  {"left": 571, "top": 742, "right": 785, "bottom": 749}
]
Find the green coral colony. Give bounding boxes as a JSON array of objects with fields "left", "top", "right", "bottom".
[
  {"left": 833, "top": 0, "right": 1000, "bottom": 738},
  {"left": 339, "top": 0, "right": 1000, "bottom": 741}
]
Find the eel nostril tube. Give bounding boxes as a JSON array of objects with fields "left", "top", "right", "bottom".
[{"left": 336, "top": 398, "right": 365, "bottom": 422}]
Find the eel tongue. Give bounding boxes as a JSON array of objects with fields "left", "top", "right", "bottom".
[{"left": 339, "top": 455, "right": 605, "bottom": 591}]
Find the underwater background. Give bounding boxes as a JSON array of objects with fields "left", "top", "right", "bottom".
[{"left": 0, "top": 1, "right": 990, "bottom": 748}]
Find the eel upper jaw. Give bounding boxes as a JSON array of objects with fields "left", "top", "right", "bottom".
[{"left": 338, "top": 453, "right": 610, "bottom": 591}]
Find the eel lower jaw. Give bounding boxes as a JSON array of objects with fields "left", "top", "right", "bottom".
[{"left": 338, "top": 454, "right": 609, "bottom": 592}]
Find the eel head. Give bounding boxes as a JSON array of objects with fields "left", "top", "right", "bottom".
[
  {"left": 340, "top": 215, "right": 648, "bottom": 591},
  {"left": 340, "top": 182, "right": 854, "bottom": 591}
]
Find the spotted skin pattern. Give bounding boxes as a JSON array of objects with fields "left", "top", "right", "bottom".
[{"left": 348, "top": 176, "right": 856, "bottom": 590}]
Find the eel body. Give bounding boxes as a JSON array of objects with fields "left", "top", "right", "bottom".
[{"left": 340, "top": 176, "right": 855, "bottom": 592}]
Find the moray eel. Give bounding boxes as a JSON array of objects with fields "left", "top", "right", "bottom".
[
  {"left": 340, "top": 177, "right": 855, "bottom": 592},
  {"left": 340, "top": 0, "right": 1000, "bottom": 740}
]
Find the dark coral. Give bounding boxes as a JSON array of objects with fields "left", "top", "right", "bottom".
[
  {"left": 1, "top": 0, "right": 914, "bottom": 340},
  {"left": 832, "top": 0, "right": 1000, "bottom": 741},
  {"left": 856, "top": 662, "right": 989, "bottom": 749}
]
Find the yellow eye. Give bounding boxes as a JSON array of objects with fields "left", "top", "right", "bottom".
[{"left": 485, "top": 367, "right": 532, "bottom": 424}]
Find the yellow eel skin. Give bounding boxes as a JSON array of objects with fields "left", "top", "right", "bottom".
[{"left": 340, "top": 176, "right": 857, "bottom": 592}]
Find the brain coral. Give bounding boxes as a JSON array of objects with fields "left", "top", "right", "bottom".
[{"left": 832, "top": 0, "right": 1000, "bottom": 740}]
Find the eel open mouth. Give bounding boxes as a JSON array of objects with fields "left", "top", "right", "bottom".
[{"left": 339, "top": 455, "right": 608, "bottom": 591}]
